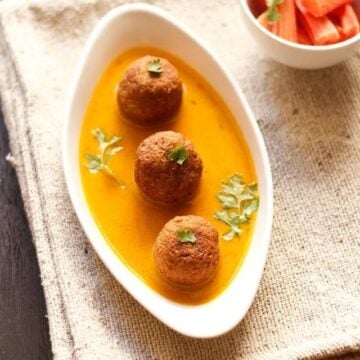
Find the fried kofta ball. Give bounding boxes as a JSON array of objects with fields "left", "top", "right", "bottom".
[
  {"left": 117, "top": 56, "right": 183, "bottom": 127},
  {"left": 134, "top": 131, "right": 203, "bottom": 206},
  {"left": 153, "top": 215, "right": 220, "bottom": 287}
]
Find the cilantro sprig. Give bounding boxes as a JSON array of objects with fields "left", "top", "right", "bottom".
[
  {"left": 85, "top": 128, "right": 125, "bottom": 188},
  {"left": 168, "top": 145, "right": 189, "bottom": 165},
  {"left": 214, "top": 174, "right": 259, "bottom": 240},
  {"left": 147, "top": 58, "right": 163, "bottom": 75},
  {"left": 267, "top": 0, "right": 283, "bottom": 23},
  {"left": 176, "top": 229, "right": 197, "bottom": 244}
]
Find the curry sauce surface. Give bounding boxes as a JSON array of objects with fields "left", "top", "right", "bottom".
[{"left": 79, "top": 48, "right": 257, "bottom": 304}]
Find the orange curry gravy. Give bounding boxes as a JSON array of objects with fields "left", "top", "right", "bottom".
[{"left": 79, "top": 47, "right": 257, "bottom": 305}]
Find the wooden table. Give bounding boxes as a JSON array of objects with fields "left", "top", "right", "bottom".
[{"left": 0, "top": 105, "right": 52, "bottom": 359}]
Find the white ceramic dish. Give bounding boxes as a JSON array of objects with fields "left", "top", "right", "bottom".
[
  {"left": 239, "top": 0, "right": 360, "bottom": 69},
  {"left": 63, "top": 4, "right": 273, "bottom": 338}
]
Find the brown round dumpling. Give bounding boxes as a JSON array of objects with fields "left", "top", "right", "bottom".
[
  {"left": 117, "top": 55, "right": 183, "bottom": 127},
  {"left": 153, "top": 215, "right": 220, "bottom": 288},
  {"left": 134, "top": 131, "right": 203, "bottom": 206}
]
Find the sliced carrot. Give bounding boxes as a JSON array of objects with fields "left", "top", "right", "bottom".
[
  {"left": 327, "top": 9, "right": 345, "bottom": 40},
  {"left": 332, "top": 23, "right": 348, "bottom": 41},
  {"left": 257, "top": 12, "right": 274, "bottom": 32},
  {"left": 250, "top": 0, "right": 267, "bottom": 17},
  {"left": 353, "top": 1, "right": 360, "bottom": 20},
  {"left": 331, "top": 4, "right": 360, "bottom": 40},
  {"left": 256, "top": 0, "right": 268, "bottom": 13},
  {"left": 297, "top": 25, "right": 313, "bottom": 44},
  {"left": 272, "top": 0, "right": 298, "bottom": 43},
  {"left": 296, "top": 0, "right": 351, "bottom": 17},
  {"left": 296, "top": 4, "right": 341, "bottom": 45}
]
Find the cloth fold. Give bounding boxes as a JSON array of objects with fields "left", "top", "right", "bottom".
[{"left": 0, "top": 0, "right": 359, "bottom": 359}]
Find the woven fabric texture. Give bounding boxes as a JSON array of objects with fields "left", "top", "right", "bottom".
[{"left": 0, "top": 0, "right": 359, "bottom": 359}]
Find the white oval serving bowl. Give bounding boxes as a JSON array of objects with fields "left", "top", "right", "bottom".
[
  {"left": 63, "top": 3, "right": 273, "bottom": 338},
  {"left": 238, "top": 0, "right": 360, "bottom": 69}
]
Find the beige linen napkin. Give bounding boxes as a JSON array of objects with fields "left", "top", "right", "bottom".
[{"left": 0, "top": 0, "right": 359, "bottom": 359}]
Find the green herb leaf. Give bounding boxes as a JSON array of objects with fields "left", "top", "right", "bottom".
[
  {"left": 267, "top": 0, "right": 283, "bottom": 23},
  {"left": 214, "top": 210, "right": 242, "bottom": 241},
  {"left": 85, "top": 128, "right": 125, "bottom": 188},
  {"left": 244, "top": 198, "right": 259, "bottom": 217},
  {"left": 147, "top": 58, "right": 163, "bottom": 75},
  {"left": 85, "top": 154, "right": 102, "bottom": 173},
  {"left": 216, "top": 193, "right": 237, "bottom": 209},
  {"left": 176, "top": 229, "right": 197, "bottom": 244},
  {"left": 249, "top": 183, "right": 258, "bottom": 192},
  {"left": 105, "top": 146, "right": 124, "bottom": 161},
  {"left": 168, "top": 145, "right": 189, "bottom": 165},
  {"left": 91, "top": 128, "right": 106, "bottom": 144},
  {"left": 214, "top": 174, "right": 259, "bottom": 240},
  {"left": 223, "top": 229, "right": 239, "bottom": 241}
]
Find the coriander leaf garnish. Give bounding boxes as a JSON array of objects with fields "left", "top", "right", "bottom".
[
  {"left": 85, "top": 128, "right": 125, "bottom": 188},
  {"left": 214, "top": 174, "right": 259, "bottom": 240},
  {"left": 147, "top": 58, "right": 163, "bottom": 75},
  {"left": 168, "top": 145, "right": 189, "bottom": 165},
  {"left": 176, "top": 229, "right": 197, "bottom": 244},
  {"left": 214, "top": 210, "right": 242, "bottom": 240},
  {"left": 267, "top": 0, "right": 283, "bottom": 23}
]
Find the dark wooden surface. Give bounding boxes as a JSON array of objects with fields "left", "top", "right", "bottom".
[{"left": 0, "top": 103, "right": 52, "bottom": 359}]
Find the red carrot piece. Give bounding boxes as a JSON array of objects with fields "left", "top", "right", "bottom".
[
  {"left": 331, "top": 4, "right": 360, "bottom": 40},
  {"left": 353, "top": 1, "right": 360, "bottom": 20},
  {"left": 272, "top": 0, "right": 298, "bottom": 42},
  {"left": 296, "top": 3, "right": 341, "bottom": 45},
  {"left": 249, "top": 0, "right": 268, "bottom": 17},
  {"left": 297, "top": 25, "right": 313, "bottom": 44},
  {"left": 296, "top": 0, "right": 351, "bottom": 17},
  {"left": 256, "top": 0, "right": 268, "bottom": 13},
  {"left": 257, "top": 11, "right": 274, "bottom": 32},
  {"left": 332, "top": 23, "right": 349, "bottom": 41}
]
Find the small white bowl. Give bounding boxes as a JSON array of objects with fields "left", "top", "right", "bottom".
[
  {"left": 63, "top": 4, "right": 273, "bottom": 338},
  {"left": 239, "top": 0, "right": 360, "bottom": 69}
]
